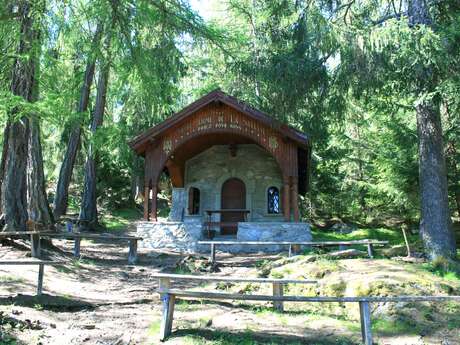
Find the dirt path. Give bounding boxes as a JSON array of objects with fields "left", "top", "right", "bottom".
[{"left": 1, "top": 234, "right": 459, "bottom": 345}]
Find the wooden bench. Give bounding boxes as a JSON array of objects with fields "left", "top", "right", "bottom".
[
  {"left": 152, "top": 275, "right": 460, "bottom": 344},
  {"left": 0, "top": 231, "right": 142, "bottom": 264},
  {"left": 0, "top": 260, "right": 67, "bottom": 295},
  {"left": 152, "top": 273, "right": 317, "bottom": 340},
  {"left": 198, "top": 240, "right": 389, "bottom": 265}
]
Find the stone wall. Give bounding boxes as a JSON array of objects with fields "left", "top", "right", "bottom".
[
  {"left": 137, "top": 221, "right": 202, "bottom": 252},
  {"left": 184, "top": 144, "right": 285, "bottom": 224},
  {"left": 137, "top": 221, "right": 312, "bottom": 253}
]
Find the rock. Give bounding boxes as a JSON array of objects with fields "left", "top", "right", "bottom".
[
  {"left": 331, "top": 223, "right": 357, "bottom": 234},
  {"left": 327, "top": 249, "right": 366, "bottom": 258},
  {"left": 382, "top": 245, "right": 408, "bottom": 257}
]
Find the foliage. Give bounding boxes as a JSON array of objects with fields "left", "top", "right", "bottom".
[{"left": 0, "top": 1, "right": 459, "bottom": 245}]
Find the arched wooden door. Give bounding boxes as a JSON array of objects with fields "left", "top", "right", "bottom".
[{"left": 221, "top": 178, "right": 246, "bottom": 235}]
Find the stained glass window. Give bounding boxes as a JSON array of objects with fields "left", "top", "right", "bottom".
[{"left": 267, "top": 186, "right": 280, "bottom": 214}]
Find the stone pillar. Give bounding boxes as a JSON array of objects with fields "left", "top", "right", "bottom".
[
  {"left": 283, "top": 177, "right": 290, "bottom": 221},
  {"left": 169, "top": 188, "right": 186, "bottom": 221},
  {"left": 291, "top": 176, "right": 300, "bottom": 222},
  {"left": 150, "top": 185, "right": 158, "bottom": 221}
]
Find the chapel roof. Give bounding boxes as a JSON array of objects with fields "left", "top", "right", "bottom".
[{"left": 129, "top": 89, "right": 309, "bottom": 154}]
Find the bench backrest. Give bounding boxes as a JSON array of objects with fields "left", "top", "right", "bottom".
[
  {"left": 0, "top": 260, "right": 67, "bottom": 265},
  {"left": 151, "top": 273, "right": 316, "bottom": 284},
  {"left": 38, "top": 233, "right": 142, "bottom": 240},
  {"left": 157, "top": 289, "right": 460, "bottom": 303},
  {"left": 198, "top": 240, "right": 388, "bottom": 245}
]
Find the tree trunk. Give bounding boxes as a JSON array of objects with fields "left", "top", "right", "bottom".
[
  {"left": 79, "top": 57, "right": 110, "bottom": 229},
  {"left": 53, "top": 62, "right": 95, "bottom": 219},
  {"left": 0, "top": 123, "right": 10, "bottom": 214},
  {"left": 2, "top": 120, "right": 28, "bottom": 231},
  {"left": 2, "top": 1, "right": 40, "bottom": 231},
  {"left": 27, "top": 116, "right": 54, "bottom": 228},
  {"left": 416, "top": 101, "right": 456, "bottom": 259},
  {"left": 408, "top": 0, "right": 457, "bottom": 259},
  {"left": 53, "top": 25, "right": 102, "bottom": 219}
]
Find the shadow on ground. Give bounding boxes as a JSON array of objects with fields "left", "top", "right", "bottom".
[
  {"left": 0, "top": 294, "right": 95, "bottom": 312},
  {"left": 169, "top": 328, "right": 359, "bottom": 345}
]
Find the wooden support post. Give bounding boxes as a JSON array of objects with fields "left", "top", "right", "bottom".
[
  {"left": 159, "top": 277, "right": 175, "bottom": 341},
  {"left": 291, "top": 177, "right": 300, "bottom": 222},
  {"left": 359, "top": 301, "right": 373, "bottom": 345},
  {"left": 272, "top": 282, "right": 284, "bottom": 312},
  {"left": 288, "top": 244, "right": 292, "bottom": 258},
  {"left": 367, "top": 243, "right": 374, "bottom": 258},
  {"left": 37, "top": 264, "right": 44, "bottom": 295},
  {"left": 74, "top": 238, "right": 81, "bottom": 258},
  {"left": 402, "top": 226, "right": 412, "bottom": 257},
  {"left": 128, "top": 239, "right": 138, "bottom": 265},
  {"left": 283, "top": 180, "right": 290, "bottom": 222},
  {"left": 210, "top": 244, "right": 216, "bottom": 265},
  {"left": 144, "top": 186, "right": 150, "bottom": 220},
  {"left": 160, "top": 293, "right": 176, "bottom": 341},
  {"left": 151, "top": 185, "right": 158, "bottom": 222},
  {"left": 30, "top": 234, "right": 41, "bottom": 258}
]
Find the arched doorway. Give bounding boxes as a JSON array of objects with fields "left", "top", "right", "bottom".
[{"left": 221, "top": 178, "right": 246, "bottom": 235}]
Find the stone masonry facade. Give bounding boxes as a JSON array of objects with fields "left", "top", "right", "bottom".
[
  {"left": 137, "top": 144, "right": 312, "bottom": 253},
  {"left": 170, "top": 144, "right": 285, "bottom": 223}
]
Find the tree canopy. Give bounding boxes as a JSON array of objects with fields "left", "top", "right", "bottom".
[{"left": 0, "top": 0, "right": 459, "bottom": 260}]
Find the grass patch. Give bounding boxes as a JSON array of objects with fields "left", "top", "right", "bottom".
[
  {"left": 372, "top": 318, "right": 419, "bottom": 336},
  {"left": 176, "top": 329, "right": 302, "bottom": 345},
  {"left": 148, "top": 319, "right": 161, "bottom": 337},
  {"left": 100, "top": 207, "right": 142, "bottom": 231},
  {"left": 0, "top": 275, "right": 25, "bottom": 284},
  {"left": 311, "top": 226, "right": 416, "bottom": 246},
  {"left": 419, "top": 258, "right": 460, "bottom": 282},
  {"left": 175, "top": 300, "right": 203, "bottom": 311},
  {"left": 174, "top": 328, "right": 357, "bottom": 345}
]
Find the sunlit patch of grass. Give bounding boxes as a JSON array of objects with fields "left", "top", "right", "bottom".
[
  {"left": 418, "top": 258, "right": 460, "bottom": 282},
  {"left": 147, "top": 319, "right": 161, "bottom": 336},
  {"left": 100, "top": 207, "right": 142, "bottom": 231},
  {"left": 175, "top": 300, "right": 203, "bottom": 312},
  {"left": 66, "top": 258, "right": 96, "bottom": 270},
  {"left": 311, "top": 226, "right": 415, "bottom": 246},
  {"left": 371, "top": 318, "right": 419, "bottom": 335},
  {"left": 177, "top": 329, "right": 300, "bottom": 345},
  {"left": 0, "top": 275, "right": 25, "bottom": 284}
]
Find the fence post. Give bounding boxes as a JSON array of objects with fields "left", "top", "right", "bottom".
[
  {"left": 30, "top": 234, "right": 41, "bottom": 258},
  {"left": 128, "top": 239, "right": 138, "bottom": 264},
  {"left": 74, "top": 238, "right": 81, "bottom": 258},
  {"left": 272, "top": 282, "right": 284, "bottom": 312},
  {"left": 210, "top": 243, "right": 216, "bottom": 265},
  {"left": 367, "top": 243, "right": 374, "bottom": 258},
  {"left": 159, "top": 278, "right": 175, "bottom": 341},
  {"left": 37, "top": 264, "right": 44, "bottom": 295},
  {"left": 359, "top": 301, "right": 373, "bottom": 345}
]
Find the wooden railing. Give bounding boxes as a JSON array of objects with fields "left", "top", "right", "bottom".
[{"left": 152, "top": 273, "right": 460, "bottom": 344}]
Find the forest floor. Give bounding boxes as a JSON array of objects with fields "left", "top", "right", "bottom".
[{"left": 0, "top": 214, "right": 460, "bottom": 345}]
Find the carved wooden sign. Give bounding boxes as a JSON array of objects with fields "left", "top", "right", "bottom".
[{"left": 161, "top": 104, "right": 282, "bottom": 156}]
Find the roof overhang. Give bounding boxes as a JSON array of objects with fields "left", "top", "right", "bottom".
[{"left": 129, "top": 89, "right": 310, "bottom": 155}]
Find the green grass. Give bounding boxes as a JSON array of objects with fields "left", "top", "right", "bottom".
[
  {"left": 417, "top": 259, "right": 460, "bottom": 282},
  {"left": 0, "top": 275, "right": 25, "bottom": 284},
  {"left": 148, "top": 319, "right": 161, "bottom": 337},
  {"left": 100, "top": 207, "right": 142, "bottom": 231},
  {"left": 311, "top": 226, "right": 414, "bottom": 245},
  {"left": 175, "top": 330, "right": 303, "bottom": 345}
]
